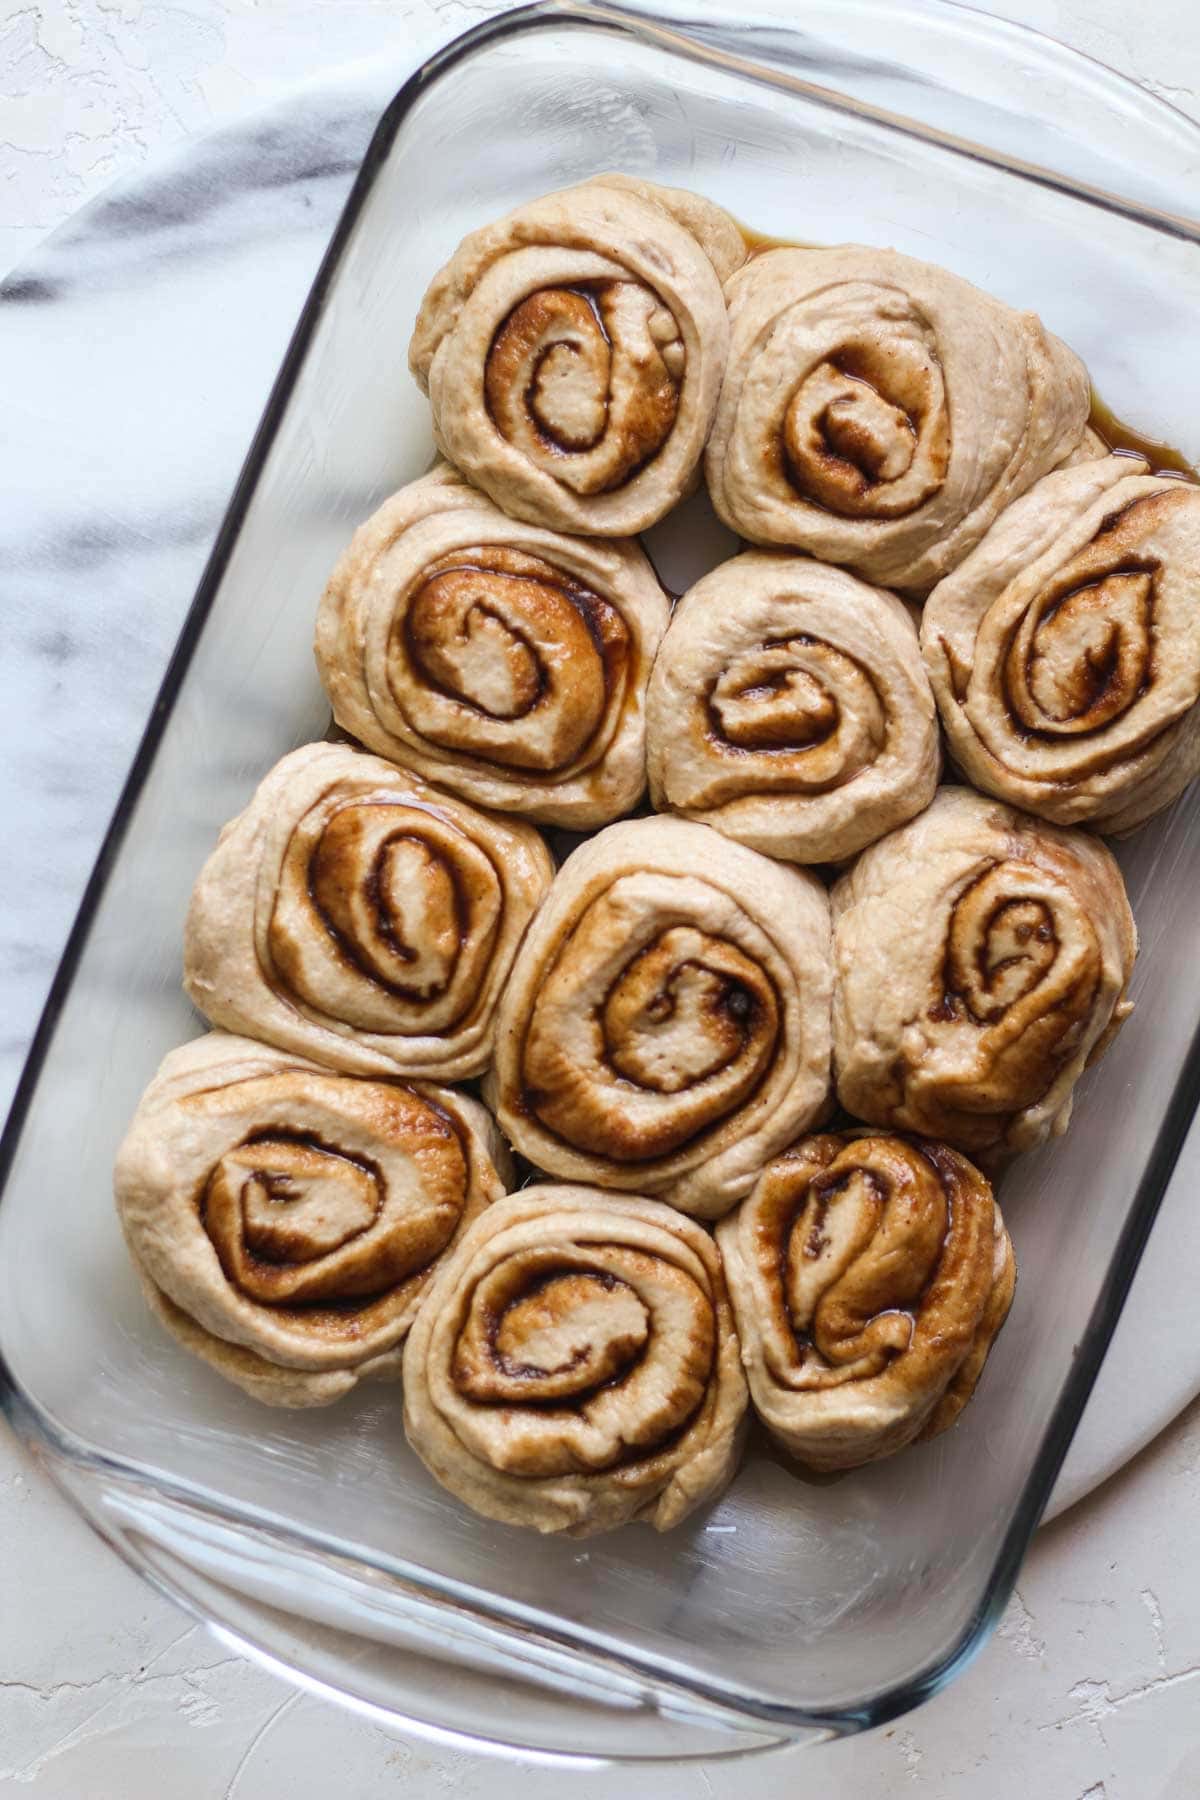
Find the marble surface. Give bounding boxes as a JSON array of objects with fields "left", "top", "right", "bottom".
[{"left": 2, "top": 1, "right": 1200, "bottom": 1794}]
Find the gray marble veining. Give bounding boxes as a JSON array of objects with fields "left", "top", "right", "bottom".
[{"left": 0, "top": 70, "right": 403, "bottom": 1107}]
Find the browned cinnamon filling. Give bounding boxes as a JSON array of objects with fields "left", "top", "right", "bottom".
[
  {"left": 754, "top": 1136, "right": 973, "bottom": 1381},
  {"left": 267, "top": 797, "right": 504, "bottom": 1031},
  {"left": 447, "top": 1246, "right": 714, "bottom": 1460},
  {"left": 781, "top": 343, "right": 949, "bottom": 518},
  {"left": 194, "top": 1090, "right": 468, "bottom": 1324},
  {"left": 926, "top": 860, "right": 1101, "bottom": 1114},
  {"left": 391, "top": 544, "right": 631, "bottom": 774},
  {"left": 521, "top": 925, "right": 780, "bottom": 1161},
  {"left": 485, "top": 281, "right": 683, "bottom": 494}
]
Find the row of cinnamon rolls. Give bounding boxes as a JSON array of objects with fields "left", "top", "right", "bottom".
[
  {"left": 409, "top": 174, "right": 1089, "bottom": 589},
  {"left": 179, "top": 755, "right": 1135, "bottom": 1181},
  {"left": 317, "top": 457, "right": 1200, "bottom": 853},
  {"left": 116, "top": 1031, "right": 1013, "bottom": 1534}
]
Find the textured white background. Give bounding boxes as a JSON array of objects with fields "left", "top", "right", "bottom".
[{"left": 3, "top": 2, "right": 1200, "bottom": 1795}]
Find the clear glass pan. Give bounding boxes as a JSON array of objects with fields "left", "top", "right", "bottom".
[{"left": 4, "top": 0, "right": 1200, "bottom": 1763}]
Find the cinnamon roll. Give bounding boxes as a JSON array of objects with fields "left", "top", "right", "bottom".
[
  {"left": 114, "top": 1033, "right": 509, "bottom": 1406},
  {"left": 403, "top": 1185, "right": 747, "bottom": 1534},
  {"left": 315, "top": 467, "right": 669, "bottom": 827},
  {"left": 921, "top": 455, "right": 1200, "bottom": 833},
  {"left": 832, "top": 786, "right": 1136, "bottom": 1157},
  {"left": 706, "top": 246, "right": 1089, "bottom": 593},
  {"left": 716, "top": 1131, "right": 1014, "bottom": 1470},
  {"left": 184, "top": 743, "right": 553, "bottom": 1080},
  {"left": 486, "top": 816, "right": 833, "bottom": 1218},
  {"left": 645, "top": 550, "right": 940, "bottom": 863},
  {"left": 408, "top": 176, "right": 745, "bottom": 536}
]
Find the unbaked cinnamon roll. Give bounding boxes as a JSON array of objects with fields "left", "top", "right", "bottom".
[
  {"left": 921, "top": 455, "right": 1200, "bottom": 833},
  {"left": 716, "top": 1131, "right": 1014, "bottom": 1470},
  {"left": 184, "top": 743, "right": 553, "bottom": 1080},
  {"left": 832, "top": 787, "right": 1136, "bottom": 1157},
  {"left": 486, "top": 816, "right": 833, "bottom": 1218},
  {"left": 706, "top": 246, "right": 1090, "bottom": 593},
  {"left": 315, "top": 467, "right": 669, "bottom": 827},
  {"left": 408, "top": 176, "right": 745, "bottom": 536},
  {"left": 402, "top": 1185, "right": 747, "bottom": 1534},
  {"left": 114, "top": 1033, "right": 509, "bottom": 1406},
  {"left": 645, "top": 550, "right": 940, "bottom": 863}
]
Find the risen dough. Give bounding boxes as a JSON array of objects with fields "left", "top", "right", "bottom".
[
  {"left": 403, "top": 1185, "right": 747, "bottom": 1534},
  {"left": 409, "top": 176, "right": 744, "bottom": 536},
  {"left": 486, "top": 815, "right": 833, "bottom": 1217},
  {"left": 832, "top": 786, "right": 1136, "bottom": 1157},
  {"left": 646, "top": 550, "right": 939, "bottom": 862},
  {"left": 184, "top": 742, "right": 553, "bottom": 1081},
  {"left": 706, "top": 245, "right": 1090, "bottom": 593},
  {"left": 315, "top": 466, "right": 669, "bottom": 827},
  {"left": 115, "top": 1032, "right": 509, "bottom": 1406},
  {"left": 718, "top": 1131, "right": 1015, "bottom": 1470},
  {"left": 922, "top": 455, "right": 1200, "bottom": 833}
]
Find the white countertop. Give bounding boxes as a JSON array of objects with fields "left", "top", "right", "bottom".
[{"left": 3, "top": 1, "right": 1200, "bottom": 1794}]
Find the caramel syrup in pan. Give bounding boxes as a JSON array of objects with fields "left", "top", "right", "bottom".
[
  {"left": 739, "top": 223, "right": 817, "bottom": 257},
  {"left": 733, "top": 221, "right": 1199, "bottom": 482},
  {"left": 1086, "top": 390, "right": 1197, "bottom": 481}
]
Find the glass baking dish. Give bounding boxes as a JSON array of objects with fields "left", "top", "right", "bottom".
[{"left": 3, "top": 0, "right": 1200, "bottom": 1763}]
